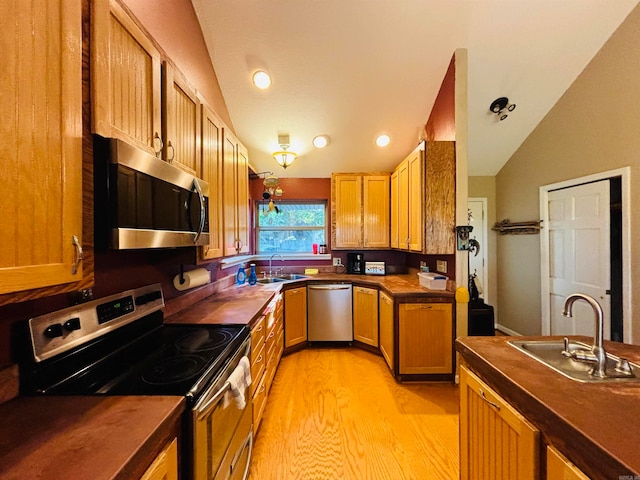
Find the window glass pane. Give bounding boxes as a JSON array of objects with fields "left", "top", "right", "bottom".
[
  {"left": 256, "top": 201, "right": 327, "bottom": 253},
  {"left": 258, "top": 229, "right": 326, "bottom": 253},
  {"left": 257, "top": 203, "right": 325, "bottom": 227}
]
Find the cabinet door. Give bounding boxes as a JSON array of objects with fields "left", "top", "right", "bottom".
[
  {"left": 200, "top": 105, "right": 224, "bottom": 259},
  {"left": 390, "top": 170, "right": 399, "bottom": 249},
  {"left": 460, "top": 366, "right": 539, "bottom": 480},
  {"left": 236, "top": 144, "right": 250, "bottom": 255},
  {"left": 92, "top": 0, "right": 162, "bottom": 155},
  {"left": 379, "top": 291, "right": 394, "bottom": 371},
  {"left": 284, "top": 287, "right": 307, "bottom": 348},
  {"left": 546, "top": 446, "right": 589, "bottom": 480},
  {"left": 397, "top": 160, "right": 410, "bottom": 250},
  {"left": 333, "top": 174, "right": 363, "bottom": 249},
  {"left": 162, "top": 62, "right": 200, "bottom": 175},
  {"left": 424, "top": 141, "right": 456, "bottom": 254},
  {"left": 0, "top": 0, "right": 83, "bottom": 295},
  {"left": 398, "top": 303, "right": 452, "bottom": 374},
  {"left": 353, "top": 287, "right": 379, "bottom": 346},
  {"left": 363, "top": 175, "right": 390, "bottom": 248},
  {"left": 139, "top": 438, "right": 178, "bottom": 480},
  {"left": 407, "top": 147, "right": 423, "bottom": 252},
  {"left": 222, "top": 131, "right": 238, "bottom": 256}
]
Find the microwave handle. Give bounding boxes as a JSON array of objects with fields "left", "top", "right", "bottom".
[{"left": 191, "top": 178, "right": 206, "bottom": 244}]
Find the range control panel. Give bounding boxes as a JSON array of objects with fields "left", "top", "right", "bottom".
[{"left": 28, "top": 284, "right": 164, "bottom": 362}]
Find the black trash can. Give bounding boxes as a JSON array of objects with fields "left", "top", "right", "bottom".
[{"left": 468, "top": 298, "right": 495, "bottom": 336}]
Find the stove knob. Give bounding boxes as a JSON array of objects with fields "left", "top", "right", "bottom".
[
  {"left": 44, "top": 324, "right": 63, "bottom": 338},
  {"left": 63, "top": 317, "right": 81, "bottom": 332}
]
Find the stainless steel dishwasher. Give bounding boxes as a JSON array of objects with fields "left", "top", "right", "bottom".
[{"left": 307, "top": 284, "right": 353, "bottom": 341}]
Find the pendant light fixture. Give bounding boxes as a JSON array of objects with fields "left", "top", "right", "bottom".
[{"left": 273, "top": 134, "right": 298, "bottom": 169}]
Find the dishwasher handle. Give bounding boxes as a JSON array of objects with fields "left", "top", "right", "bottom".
[{"left": 308, "top": 285, "right": 351, "bottom": 291}]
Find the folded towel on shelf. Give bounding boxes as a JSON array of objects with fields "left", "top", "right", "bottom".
[{"left": 224, "top": 356, "right": 252, "bottom": 409}]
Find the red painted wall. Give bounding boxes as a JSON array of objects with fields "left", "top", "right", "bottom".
[{"left": 424, "top": 55, "right": 456, "bottom": 141}]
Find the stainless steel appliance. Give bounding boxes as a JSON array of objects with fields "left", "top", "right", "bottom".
[
  {"left": 307, "top": 284, "right": 353, "bottom": 341},
  {"left": 94, "top": 136, "right": 210, "bottom": 250},
  {"left": 16, "top": 284, "right": 252, "bottom": 480},
  {"left": 346, "top": 253, "right": 364, "bottom": 274}
]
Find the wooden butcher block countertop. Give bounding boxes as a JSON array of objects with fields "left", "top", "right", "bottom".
[
  {"left": 0, "top": 395, "right": 185, "bottom": 480},
  {"left": 456, "top": 335, "right": 640, "bottom": 480},
  {"left": 165, "top": 272, "right": 453, "bottom": 327}
]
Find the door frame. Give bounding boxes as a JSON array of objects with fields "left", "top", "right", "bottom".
[
  {"left": 468, "top": 197, "right": 489, "bottom": 305},
  {"left": 539, "top": 167, "right": 632, "bottom": 343}
]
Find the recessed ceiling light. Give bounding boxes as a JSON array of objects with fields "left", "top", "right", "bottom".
[
  {"left": 313, "top": 135, "right": 329, "bottom": 148},
  {"left": 376, "top": 134, "right": 391, "bottom": 147},
  {"left": 252, "top": 70, "right": 271, "bottom": 90}
]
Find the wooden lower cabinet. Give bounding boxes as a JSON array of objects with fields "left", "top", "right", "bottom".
[
  {"left": 460, "top": 366, "right": 539, "bottom": 480},
  {"left": 546, "top": 446, "right": 589, "bottom": 480},
  {"left": 284, "top": 287, "right": 307, "bottom": 348},
  {"left": 398, "top": 302, "right": 453, "bottom": 374},
  {"left": 252, "top": 294, "right": 283, "bottom": 435},
  {"left": 139, "top": 438, "right": 178, "bottom": 480},
  {"left": 379, "top": 291, "right": 394, "bottom": 371},
  {"left": 353, "top": 286, "right": 379, "bottom": 347}
]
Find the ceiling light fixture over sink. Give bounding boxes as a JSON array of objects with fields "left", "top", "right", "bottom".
[
  {"left": 273, "top": 134, "right": 298, "bottom": 169},
  {"left": 313, "top": 135, "right": 329, "bottom": 148}
]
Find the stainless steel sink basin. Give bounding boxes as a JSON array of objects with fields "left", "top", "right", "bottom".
[
  {"left": 276, "top": 273, "right": 310, "bottom": 281},
  {"left": 508, "top": 339, "right": 640, "bottom": 383},
  {"left": 256, "top": 277, "right": 286, "bottom": 284},
  {"left": 256, "top": 274, "right": 310, "bottom": 285}
]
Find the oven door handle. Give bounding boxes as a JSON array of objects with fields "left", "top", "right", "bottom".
[
  {"left": 197, "top": 381, "right": 231, "bottom": 419},
  {"left": 230, "top": 429, "right": 253, "bottom": 479}
]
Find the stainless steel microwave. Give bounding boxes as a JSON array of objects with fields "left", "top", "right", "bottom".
[{"left": 94, "top": 136, "right": 210, "bottom": 250}]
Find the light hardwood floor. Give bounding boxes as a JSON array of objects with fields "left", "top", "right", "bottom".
[{"left": 249, "top": 348, "right": 460, "bottom": 480}]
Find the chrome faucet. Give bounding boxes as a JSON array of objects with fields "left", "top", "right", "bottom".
[
  {"left": 269, "top": 253, "right": 284, "bottom": 277},
  {"left": 562, "top": 293, "right": 607, "bottom": 378}
]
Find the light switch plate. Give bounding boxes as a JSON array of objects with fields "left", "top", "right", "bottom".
[{"left": 436, "top": 260, "right": 447, "bottom": 273}]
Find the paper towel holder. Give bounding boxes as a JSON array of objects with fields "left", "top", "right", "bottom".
[{"left": 178, "top": 264, "right": 186, "bottom": 285}]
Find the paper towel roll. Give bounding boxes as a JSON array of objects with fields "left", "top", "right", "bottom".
[{"left": 173, "top": 268, "right": 211, "bottom": 291}]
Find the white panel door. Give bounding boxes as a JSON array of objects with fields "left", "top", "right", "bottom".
[{"left": 547, "top": 181, "right": 610, "bottom": 338}]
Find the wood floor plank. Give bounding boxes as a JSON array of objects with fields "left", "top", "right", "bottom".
[{"left": 249, "top": 348, "right": 460, "bottom": 480}]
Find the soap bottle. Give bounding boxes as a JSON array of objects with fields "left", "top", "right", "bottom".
[
  {"left": 236, "top": 265, "right": 246, "bottom": 285},
  {"left": 248, "top": 263, "right": 258, "bottom": 285}
]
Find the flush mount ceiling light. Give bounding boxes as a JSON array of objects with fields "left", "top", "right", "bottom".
[
  {"left": 489, "top": 97, "right": 516, "bottom": 121},
  {"left": 252, "top": 70, "right": 271, "bottom": 90},
  {"left": 376, "top": 134, "right": 391, "bottom": 147},
  {"left": 273, "top": 134, "right": 298, "bottom": 169},
  {"left": 312, "top": 135, "right": 330, "bottom": 149}
]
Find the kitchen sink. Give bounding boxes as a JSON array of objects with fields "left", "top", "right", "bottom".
[
  {"left": 256, "top": 274, "right": 310, "bottom": 285},
  {"left": 508, "top": 339, "right": 640, "bottom": 383}
]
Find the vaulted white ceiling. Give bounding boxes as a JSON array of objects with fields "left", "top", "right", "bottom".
[{"left": 192, "top": 0, "right": 638, "bottom": 178}]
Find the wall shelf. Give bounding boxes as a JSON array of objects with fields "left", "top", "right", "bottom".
[{"left": 492, "top": 219, "right": 543, "bottom": 235}]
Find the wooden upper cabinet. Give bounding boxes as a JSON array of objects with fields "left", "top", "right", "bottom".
[
  {"left": 162, "top": 62, "right": 200, "bottom": 175},
  {"left": 390, "top": 170, "right": 399, "bottom": 249},
  {"left": 363, "top": 176, "right": 391, "bottom": 248},
  {"left": 0, "top": 0, "right": 83, "bottom": 295},
  {"left": 222, "top": 130, "right": 250, "bottom": 256},
  {"left": 391, "top": 141, "right": 455, "bottom": 254},
  {"left": 200, "top": 105, "right": 224, "bottom": 260},
  {"left": 91, "top": 0, "right": 162, "bottom": 155},
  {"left": 333, "top": 175, "right": 362, "bottom": 249},
  {"left": 332, "top": 174, "right": 390, "bottom": 249}
]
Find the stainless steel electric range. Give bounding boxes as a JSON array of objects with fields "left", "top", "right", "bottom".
[{"left": 15, "top": 284, "right": 253, "bottom": 480}]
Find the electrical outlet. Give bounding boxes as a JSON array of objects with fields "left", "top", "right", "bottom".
[
  {"left": 333, "top": 257, "right": 342, "bottom": 266},
  {"left": 436, "top": 260, "right": 447, "bottom": 273}
]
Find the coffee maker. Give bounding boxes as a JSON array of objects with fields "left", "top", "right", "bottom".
[{"left": 346, "top": 252, "right": 364, "bottom": 274}]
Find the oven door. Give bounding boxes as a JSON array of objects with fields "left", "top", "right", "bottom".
[{"left": 192, "top": 339, "right": 252, "bottom": 480}]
